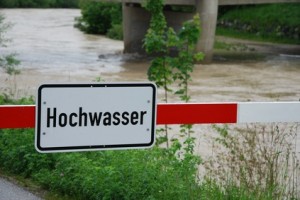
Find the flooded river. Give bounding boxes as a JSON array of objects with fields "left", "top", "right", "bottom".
[
  {"left": 1, "top": 9, "right": 300, "bottom": 166},
  {"left": 1, "top": 9, "right": 300, "bottom": 102}
]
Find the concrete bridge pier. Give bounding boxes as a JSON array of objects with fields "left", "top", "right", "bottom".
[
  {"left": 122, "top": 3, "right": 149, "bottom": 54},
  {"left": 122, "top": 3, "right": 194, "bottom": 54},
  {"left": 122, "top": 0, "right": 219, "bottom": 62},
  {"left": 196, "top": 0, "right": 219, "bottom": 62}
]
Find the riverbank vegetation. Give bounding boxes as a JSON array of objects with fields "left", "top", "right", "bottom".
[
  {"left": 217, "top": 3, "right": 300, "bottom": 44},
  {"left": 1, "top": 0, "right": 299, "bottom": 44},
  {"left": 74, "top": 1, "right": 122, "bottom": 40},
  {"left": 0, "top": 0, "right": 79, "bottom": 8},
  {"left": 0, "top": 14, "right": 20, "bottom": 98},
  {"left": 0, "top": 119, "right": 202, "bottom": 199},
  {"left": 74, "top": 1, "right": 299, "bottom": 45}
]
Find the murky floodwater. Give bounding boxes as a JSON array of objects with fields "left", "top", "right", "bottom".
[
  {"left": 1, "top": 9, "right": 299, "bottom": 102},
  {"left": 0, "top": 9, "right": 124, "bottom": 73},
  {"left": 1, "top": 9, "right": 300, "bottom": 166}
]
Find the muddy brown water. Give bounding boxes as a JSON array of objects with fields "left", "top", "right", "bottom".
[{"left": 0, "top": 9, "right": 300, "bottom": 165}]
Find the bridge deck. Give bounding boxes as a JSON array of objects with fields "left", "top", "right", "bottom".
[{"left": 101, "top": 0, "right": 300, "bottom": 5}]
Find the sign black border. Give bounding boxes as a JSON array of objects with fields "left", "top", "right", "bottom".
[{"left": 36, "top": 83, "right": 156, "bottom": 153}]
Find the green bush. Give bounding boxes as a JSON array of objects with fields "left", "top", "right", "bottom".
[
  {"left": 219, "top": 4, "right": 300, "bottom": 27},
  {"left": 34, "top": 149, "right": 201, "bottom": 199},
  {"left": 0, "top": 0, "right": 79, "bottom": 8},
  {"left": 0, "top": 130, "right": 202, "bottom": 199},
  {"left": 217, "top": 3, "right": 300, "bottom": 42},
  {"left": 52, "top": 0, "right": 79, "bottom": 8},
  {"left": 107, "top": 24, "right": 123, "bottom": 40},
  {"left": 0, "top": 0, "right": 18, "bottom": 7},
  {"left": 75, "top": 1, "right": 122, "bottom": 35},
  {"left": 0, "top": 128, "right": 55, "bottom": 177}
]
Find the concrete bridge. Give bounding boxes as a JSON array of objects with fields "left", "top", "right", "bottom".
[{"left": 101, "top": 0, "right": 300, "bottom": 62}]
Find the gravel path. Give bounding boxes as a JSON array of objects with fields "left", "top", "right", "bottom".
[{"left": 0, "top": 177, "right": 42, "bottom": 200}]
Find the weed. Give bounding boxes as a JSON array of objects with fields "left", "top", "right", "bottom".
[
  {"left": 206, "top": 123, "right": 300, "bottom": 199},
  {"left": 0, "top": 14, "right": 21, "bottom": 98},
  {"left": 107, "top": 24, "right": 123, "bottom": 40},
  {"left": 92, "top": 76, "right": 105, "bottom": 82}
]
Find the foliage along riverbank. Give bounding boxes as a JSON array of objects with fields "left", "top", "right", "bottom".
[
  {"left": 74, "top": 1, "right": 123, "bottom": 40},
  {"left": 0, "top": 0, "right": 79, "bottom": 8},
  {"left": 74, "top": 1, "right": 300, "bottom": 45},
  {"left": 217, "top": 3, "right": 300, "bottom": 45},
  {"left": 1, "top": 0, "right": 299, "bottom": 44}
]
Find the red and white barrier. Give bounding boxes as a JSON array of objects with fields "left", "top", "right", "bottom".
[
  {"left": 237, "top": 102, "right": 300, "bottom": 123},
  {"left": 0, "top": 102, "right": 299, "bottom": 129}
]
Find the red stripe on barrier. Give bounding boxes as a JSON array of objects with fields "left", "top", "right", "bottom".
[
  {"left": 0, "top": 105, "right": 35, "bottom": 129},
  {"left": 157, "top": 103, "right": 237, "bottom": 124},
  {"left": 0, "top": 103, "right": 238, "bottom": 129}
]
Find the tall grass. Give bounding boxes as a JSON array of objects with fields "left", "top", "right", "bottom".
[{"left": 205, "top": 123, "right": 300, "bottom": 199}]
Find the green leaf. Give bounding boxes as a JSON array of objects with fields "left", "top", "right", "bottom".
[
  {"left": 194, "top": 52, "right": 205, "bottom": 61},
  {"left": 174, "top": 89, "right": 185, "bottom": 95}
]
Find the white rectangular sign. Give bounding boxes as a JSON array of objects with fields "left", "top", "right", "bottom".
[{"left": 35, "top": 83, "right": 156, "bottom": 153}]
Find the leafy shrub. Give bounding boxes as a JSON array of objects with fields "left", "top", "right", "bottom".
[
  {"left": 52, "top": 0, "right": 79, "bottom": 8},
  {"left": 0, "top": 130, "right": 202, "bottom": 199},
  {"left": 34, "top": 147, "right": 201, "bottom": 199},
  {"left": 0, "top": 128, "right": 56, "bottom": 177},
  {"left": 107, "top": 24, "right": 123, "bottom": 40},
  {"left": 75, "top": 1, "right": 122, "bottom": 35}
]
